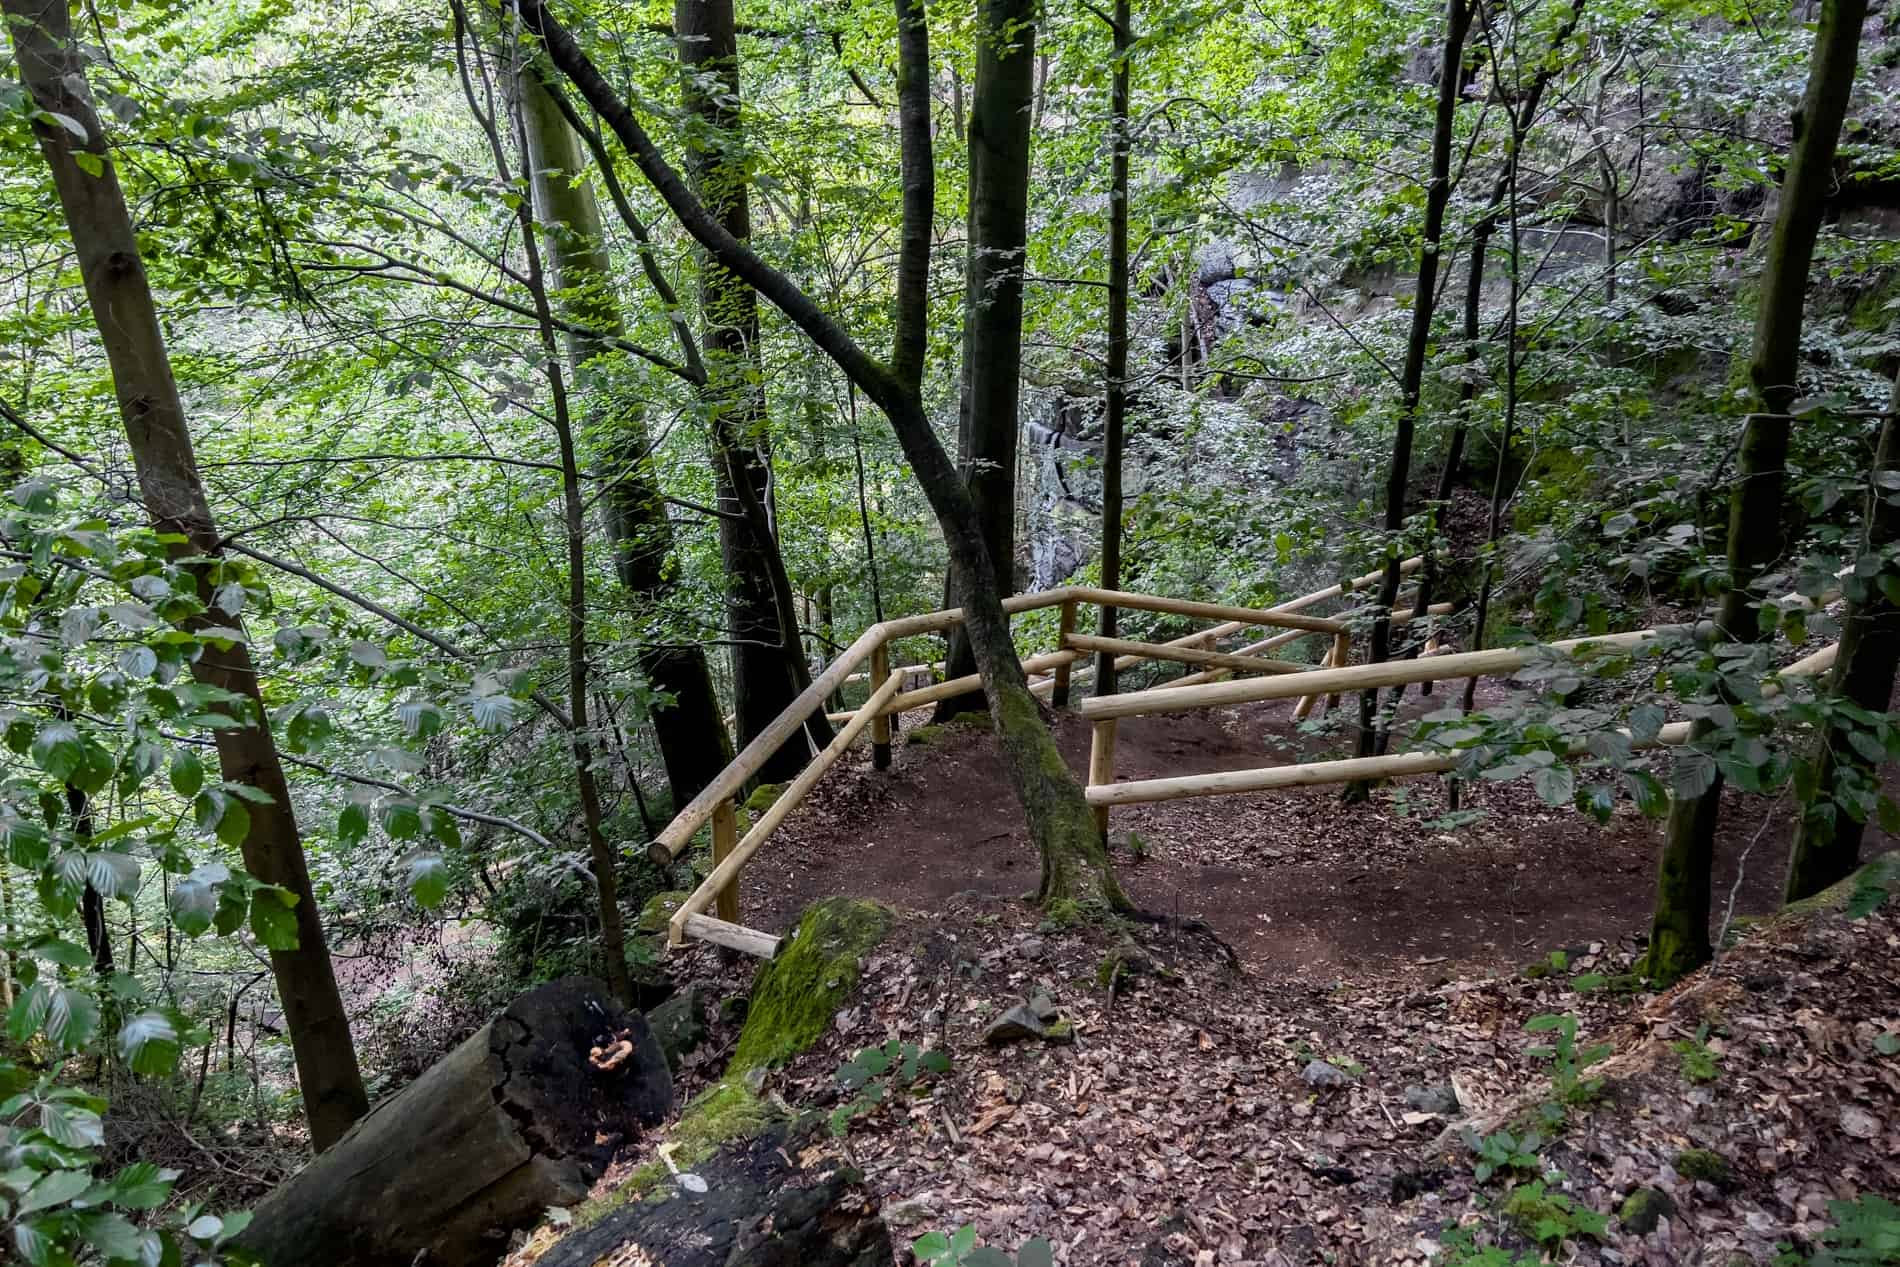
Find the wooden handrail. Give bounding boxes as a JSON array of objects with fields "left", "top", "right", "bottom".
[
  {"left": 1064, "top": 632, "right": 1312, "bottom": 676},
  {"left": 1080, "top": 629, "right": 1663, "bottom": 722},
  {"left": 1064, "top": 587, "right": 1347, "bottom": 635},
  {"left": 667, "top": 668, "right": 906, "bottom": 944}
]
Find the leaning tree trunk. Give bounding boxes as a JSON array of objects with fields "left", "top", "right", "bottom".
[
  {"left": 516, "top": 0, "right": 1126, "bottom": 913},
  {"left": 677, "top": 0, "right": 831, "bottom": 779},
  {"left": 1093, "top": 0, "right": 1131, "bottom": 701},
  {"left": 1785, "top": 372, "right": 1900, "bottom": 901},
  {"left": 516, "top": 69, "right": 735, "bottom": 811},
  {"left": 1645, "top": 0, "right": 1868, "bottom": 982},
  {"left": 5, "top": 0, "right": 369, "bottom": 1151},
  {"left": 937, "top": 0, "right": 1038, "bottom": 719},
  {"left": 236, "top": 978, "right": 673, "bottom": 1267},
  {"left": 1346, "top": 0, "right": 1472, "bottom": 789}
]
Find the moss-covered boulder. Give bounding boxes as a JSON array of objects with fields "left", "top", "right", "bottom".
[
  {"left": 1674, "top": 1147, "right": 1733, "bottom": 1188},
  {"left": 730, "top": 897, "right": 892, "bottom": 1073},
  {"left": 742, "top": 782, "right": 787, "bottom": 816},
  {"left": 1619, "top": 1186, "right": 1676, "bottom": 1234},
  {"left": 637, "top": 890, "right": 692, "bottom": 936},
  {"left": 579, "top": 1077, "right": 780, "bottom": 1218}
]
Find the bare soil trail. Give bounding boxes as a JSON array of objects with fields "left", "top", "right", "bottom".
[{"left": 738, "top": 683, "right": 1873, "bottom": 977}]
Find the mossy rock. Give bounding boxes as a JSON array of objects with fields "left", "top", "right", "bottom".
[
  {"left": 742, "top": 782, "right": 787, "bottom": 816},
  {"left": 637, "top": 890, "right": 692, "bottom": 936},
  {"left": 1674, "top": 1148, "right": 1732, "bottom": 1187},
  {"left": 730, "top": 897, "right": 892, "bottom": 1073},
  {"left": 903, "top": 713, "right": 986, "bottom": 747},
  {"left": 1619, "top": 1186, "right": 1676, "bottom": 1235}
]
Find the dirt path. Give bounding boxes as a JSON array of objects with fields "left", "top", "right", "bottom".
[{"left": 737, "top": 687, "right": 1883, "bottom": 977}]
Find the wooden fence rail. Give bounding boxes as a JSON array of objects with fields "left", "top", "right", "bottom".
[{"left": 646, "top": 562, "right": 1423, "bottom": 955}]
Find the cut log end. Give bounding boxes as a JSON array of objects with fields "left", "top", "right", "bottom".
[{"left": 237, "top": 977, "right": 673, "bottom": 1267}]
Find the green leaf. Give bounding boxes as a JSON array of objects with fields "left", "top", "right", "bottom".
[
  {"left": 963, "top": 1251, "right": 1013, "bottom": 1267},
  {"left": 249, "top": 886, "right": 301, "bottom": 950},
  {"left": 911, "top": 1232, "right": 950, "bottom": 1262},
  {"left": 102, "top": 1162, "right": 175, "bottom": 1211},
  {"left": 337, "top": 800, "right": 370, "bottom": 847},
  {"left": 1016, "top": 1239, "right": 1054, "bottom": 1267},
  {"left": 1874, "top": 1032, "right": 1899, "bottom": 1057},
  {"left": 951, "top": 1224, "right": 977, "bottom": 1258},
  {"left": 170, "top": 751, "right": 205, "bottom": 799},
  {"left": 118, "top": 1011, "right": 181, "bottom": 1076},
  {"left": 215, "top": 798, "right": 250, "bottom": 847},
  {"left": 30, "top": 721, "right": 83, "bottom": 781},
  {"left": 403, "top": 850, "right": 450, "bottom": 908},
  {"left": 380, "top": 799, "right": 422, "bottom": 840},
  {"left": 169, "top": 875, "right": 218, "bottom": 938},
  {"left": 1531, "top": 764, "right": 1575, "bottom": 806},
  {"left": 19, "top": 1167, "right": 91, "bottom": 1214}
]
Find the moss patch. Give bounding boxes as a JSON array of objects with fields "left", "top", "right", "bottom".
[
  {"left": 730, "top": 897, "right": 892, "bottom": 1073},
  {"left": 579, "top": 1077, "right": 778, "bottom": 1220},
  {"left": 636, "top": 889, "right": 691, "bottom": 935},
  {"left": 1674, "top": 1148, "right": 1732, "bottom": 1187},
  {"left": 904, "top": 713, "right": 986, "bottom": 747},
  {"left": 742, "top": 782, "right": 787, "bottom": 816}
]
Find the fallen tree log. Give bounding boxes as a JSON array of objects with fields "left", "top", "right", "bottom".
[
  {"left": 237, "top": 977, "right": 673, "bottom": 1267},
  {"left": 537, "top": 1120, "right": 892, "bottom": 1267}
]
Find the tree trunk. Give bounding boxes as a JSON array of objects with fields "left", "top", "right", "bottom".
[
  {"left": 5, "top": 0, "right": 368, "bottom": 1151},
  {"left": 677, "top": 0, "right": 830, "bottom": 779},
  {"left": 1646, "top": 0, "right": 1867, "bottom": 982},
  {"left": 1094, "top": 0, "right": 1131, "bottom": 700},
  {"left": 1347, "top": 0, "right": 1471, "bottom": 789},
  {"left": 1785, "top": 372, "right": 1900, "bottom": 901},
  {"left": 516, "top": 0, "right": 1125, "bottom": 912},
  {"left": 937, "top": 0, "right": 1037, "bottom": 718},
  {"left": 236, "top": 978, "right": 672, "bottom": 1267},
  {"left": 516, "top": 69, "right": 735, "bottom": 812}
]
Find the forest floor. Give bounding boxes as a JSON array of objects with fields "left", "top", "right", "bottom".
[{"left": 576, "top": 689, "right": 1900, "bottom": 1266}]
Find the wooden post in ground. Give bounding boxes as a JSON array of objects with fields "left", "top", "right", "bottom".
[
  {"left": 1051, "top": 598, "right": 1079, "bottom": 706},
  {"left": 1322, "top": 630, "right": 1352, "bottom": 713},
  {"left": 1088, "top": 718, "right": 1118, "bottom": 839},
  {"left": 869, "top": 641, "right": 893, "bottom": 770},
  {"left": 711, "top": 800, "right": 739, "bottom": 924}
]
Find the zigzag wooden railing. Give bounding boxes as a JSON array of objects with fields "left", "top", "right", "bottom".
[{"left": 646, "top": 559, "right": 1425, "bottom": 957}]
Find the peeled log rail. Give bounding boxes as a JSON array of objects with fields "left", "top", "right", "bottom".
[
  {"left": 1085, "top": 640, "right": 1838, "bottom": 807},
  {"left": 1063, "top": 632, "right": 1311, "bottom": 675},
  {"left": 1080, "top": 629, "right": 1665, "bottom": 722},
  {"left": 236, "top": 978, "right": 673, "bottom": 1267}
]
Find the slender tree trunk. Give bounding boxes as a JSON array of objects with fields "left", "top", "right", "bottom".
[
  {"left": 1646, "top": 0, "right": 1867, "bottom": 981},
  {"left": 1094, "top": 0, "right": 1131, "bottom": 699},
  {"left": 1345, "top": 0, "right": 1472, "bottom": 793},
  {"left": 676, "top": 0, "right": 830, "bottom": 777},
  {"left": 938, "top": 0, "right": 1038, "bottom": 719},
  {"left": 1785, "top": 373, "right": 1900, "bottom": 900},
  {"left": 514, "top": 70, "right": 734, "bottom": 811},
  {"left": 517, "top": 0, "right": 1125, "bottom": 912},
  {"left": 5, "top": 0, "right": 367, "bottom": 1149}
]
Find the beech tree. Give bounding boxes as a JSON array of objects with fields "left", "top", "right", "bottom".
[
  {"left": 514, "top": 0, "right": 1128, "bottom": 909},
  {"left": 4, "top": 0, "right": 368, "bottom": 1150},
  {"left": 1644, "top": 0, "right": 1869, "bottom": 982}
]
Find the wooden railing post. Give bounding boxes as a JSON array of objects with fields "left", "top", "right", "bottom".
[
  {"left": 1321, "top": 630, "right": 1352, "bottom": 713},
  {"left": 712, "top": 799, "right": 739, "bottom": 923},
  {"left": 1051, "top": 598, "right": 1079, "bottom": 706},
  {"left": 1088, "top": 718, "right": 1118, "bottom": 839},
  {"left": 869, "top": 641, "right": 893, "bottom": 771}
]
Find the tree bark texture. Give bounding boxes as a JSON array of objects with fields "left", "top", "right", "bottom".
[
  {"left": 515, "top": 70, "right": 735, "bottom": 810},
  {"left": 1785, "top": 373, "right": 1900, "bottom": 900},
  {"left": 5, "top": 0, "right": 368, "bottom": 1151},
  {"left": 1647, "top": 0, "right": 1868, "bottom": 981},
  {"left": 677, "top": 0, "right": 830, "bottom": 779},
  {"left": 938, "top": 0, "right": 1037, "bottom": 717},
  {"left": 1094, "top": 0, "right": 1131, "bottom": 700},
  {"left": 236, "top": 978, "right": 673, "bottom": 1267},
  {"left": 537, "top": 1120, "right": 891, "bottom": 1267}
]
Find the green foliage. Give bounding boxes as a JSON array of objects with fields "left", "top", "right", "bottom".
[
  {"left": 829, "top": 1038, "right": 952, "bottom": 1136},
  {"left": 1436, "top": 1222, "right": 1540, "bottom": 1267},
  {"left": 1524, "top": 1012, "right": 1611, "bottom": 1106},
  {"left": 1500, "top": 1180, "right": 1609, "bottom": 1251},
  {"left": 912, "top": 1225, "right": 1053, "bottom": 1267},
  {"left": 1672, "top": 1024, "right": 1722, "bottom": 1083},
  {"left": 1464, "top": 1127, "right": 1545, "bottom": 1185},
  {"left": 1810, "top": 1194, "right": 1900, "bottom": 1265}
]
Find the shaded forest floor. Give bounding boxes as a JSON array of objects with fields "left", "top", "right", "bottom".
[
  {"left": 563, "top": 691, "right": 1899, "bottom": 1265},
  {"left": 738, "top": 684, "right": 1868, "bottom": 974}
]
